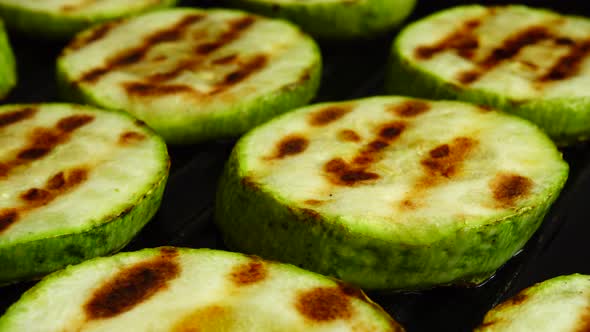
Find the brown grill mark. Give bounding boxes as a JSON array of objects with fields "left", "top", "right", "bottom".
[
  {"left": 400, "top": 199, "right": 418, "bottom": 210},
  {"left": 421, "top": 137, "right": 477, "bottom": 178},
  {"left": 193, "top": 16, "right": 255, "bottom": 56},
  {"left": 338, "top": 129, "right": 361, "bottom": 142},
  {"left": 18, "top": 147, "right": 50, "bottom": 160},
  {"left": 540, "top": 40, "right": 590, "bottom": 81},
  {"left": 145, "top": 15, "right": 257, "bottom": 85},
  {"left": 352, "top": 122, "right": 405, "bottom": 166},
  {"left": 340, "top": 170, "right": 379, "bottom": 183},
  {"left": 119, "top": 131, "right": 146, "bottom": 145},
  {"left": 457, "top": 70, "right": 482, "bottom": 84},
  {"left": 273, "top": 135, "right": 309, "bottom": 159},
  {"left": 296, "top": 287, "right": 352, "bottom": 322},
  {"left": 415, "top": 19, "right": 482, "bottom": 60},
  {"left": 158, "top": 15, "right": 255, "bottom": 85},
  {"left": 324, "top": 158, "right": 347, "bottom": 173},
  {"left": 77, "top": 14, "right": 205, "bottom": 84},
  {"left": 458, "top": 26, "right": 553, "bottom": 84},
  {"left": 212, "top": 54, "right": 238, "bottom": 65},
  {"left": 490, "top": 172, "right": 533, "bottom": 207},
  {"left": 66, "top": 20, "right": 123, "bottom": 51},
  {"left": 195, "top": 42, "right": 222, "bottom": 55},
  {"left": 0, "top": 209, "right": 18, "bottom": 233},
  {"left": 124, "top": 82, "right": 197, "bottom": 97},
  {"left": 309, "top": 105, "right": 352, "bottom": 126},
  {"left": 57, "top": 115, "right": 95, "bottom": 132},
  {"left": 0, "top": 107, "right": 37, "bottom": 129},
  {"left": 481, "top": 26, "right": 551, "bottom": 69},
  {"left": 20, "top": 188, "right": 51, "bottom": 203},
  {"left": 20, "top": 168, "right": 89, "bottom": 208},
  {"left": 145, "top": 59, "right": 201, "bottom": 82},
  {"left": 379, "top": 124, "right": 405, "bottom": 140},
  {"left": 0, "top": 114, "right": 94, "bottom": 180},
  {"left": 324, "top": 158, "right": 379, "bottom": 186},
  {"left": 390, "top": 100, "right": 430, "bottom": 118},
  {"left": 574, "top": 306, "right": 590, "bottom": 332},
  {"left": 324, "top": 122, "right": 405, "bottom": 186},
  {"left": 0, "top": 167, "right": 90, "bottom": 234},
  {"left": 304, "top": 199, "right": 323, "bottom": 206},
  {"left": 47, "top": 172, "right": 66, "bottom": 190},
  {"left": 399, "top": 137, "right": 477, "bottom": 211},
  {"left": 555, "top": 37, "right": 575, "bottom": 46},
  {"left": 230, "top": 260, "right": 267, "bottom": 286},
  {"left": 84, "top": 249, "right": 180, "bottom": 320},
  {"left": 219, "top": 54, "right": 267, "bottom": 87}
]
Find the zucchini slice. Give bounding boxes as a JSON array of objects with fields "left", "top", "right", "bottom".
[
  {"left": 476, "top": 274, "right": 590, "bottom": 332},
  {"left": 387, "top": 5, "right": 590, "bottom": 145},
  {"left": 224, "top": 0, "right": 416, "bottom": 40},
  {"left": 0, "top": 247, "right": 404, "bottom": 332},
  {"left": 0, "top": 18, "right": 15, "bottom": 99},
  {"left": 215, "top": 96, "right": 568, "bottom": 290},
  {"left": 57, "top": 8, "right": 322, "bottom": 144},
  {"left": 0, "top": 103, "right": 169, "bottom": 285},
  {"left": 0, "top": 0, "right": 177, "bottom": 39}
]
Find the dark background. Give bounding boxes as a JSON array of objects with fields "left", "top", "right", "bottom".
[{"left": 2, "top": 1, "right": 590, "bottom": 331}]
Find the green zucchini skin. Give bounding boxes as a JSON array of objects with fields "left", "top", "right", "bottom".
[
  {"left": 215, "top": 96, "right": 568, "bottom": 291},
  {"left": 225, "top": 0, "right": 416, "bottom": 40},
  {"left": 386, "top": 5, "right": 590, "bottom": 146},
  {"left": 0, "top": 19, "right": 15, "bottom": 99},
  {"left": 0, "top": 104, "right": 170, "bottom": 285},
  {"left": 0, "top": 0, "right": 178, "bottom": 40}
]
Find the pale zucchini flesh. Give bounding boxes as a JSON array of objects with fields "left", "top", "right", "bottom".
[
  {"left": 215, "top": 96, "right": 568, "bottom": 290},
  {"left": 0, "top": 0, "right": 178, "bottom": 39},
  {"left": 224, "top": 0, "right": 416, "bottom": 40},
  {"left": 476, "top": 274, "right": 590, "bottom": 332},
  {"left": 0, "top": 247, "right": 404, "bottom": 332},
  {"left": 57, "top": 8, "right": 322, "bottom": 144},
  {"left": 0, "top": 104, "right": 169, "bottom": 284},
  {"left": 388, "top": 5, "right": 590, "bottom": 145}
]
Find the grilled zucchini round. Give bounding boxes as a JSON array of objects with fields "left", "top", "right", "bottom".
[
  {"left": 0, "top": 247, "right": 404, "bottom": 332},
  {"left": 224, "top": 0, "right": 416, "bottom": 40},
  {"left": 216, "top": 96, "right": 568, "bottom": 290},
  {"left": 0, "top": 103, "right": 169, "bottom": 285},
  {"left": 387, "top": 5, "right": 590, "bottom": 145},
  {"left": 476, "top": 274, "right": 590, "bottom": 332},
  {"left": 57, "top": 8, "right": 321, "bottom": 144},
  {"left": 0, "top": 0, "right": 177, "bottom": 39}
]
